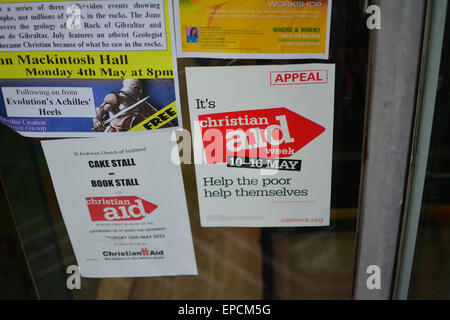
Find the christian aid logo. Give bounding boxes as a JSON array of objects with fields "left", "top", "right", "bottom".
[
  {"left": 198, "top": 108, "right": 325, "bottom": 164},
  {"left": 86, "top": 196, "right": 157, "bottom": 221}
]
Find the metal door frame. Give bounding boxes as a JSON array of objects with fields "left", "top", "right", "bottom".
[{"left": 353, "top": 0, "right": 448, "bottom": 299}]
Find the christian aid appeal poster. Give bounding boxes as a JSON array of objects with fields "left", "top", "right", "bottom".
[
  {"left": 186, "top": 64, "right": 335, "bottom": 227},
  {"left": 41, "top": 131, "right": 197, "bottom": 277}
]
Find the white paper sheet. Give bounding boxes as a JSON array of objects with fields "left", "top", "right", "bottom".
[
  {"left": 41, "top": 130, "right": 197, "bottom": 277},
  {"left": 186, "top": 64, "right": 335, "bottom": 227}
]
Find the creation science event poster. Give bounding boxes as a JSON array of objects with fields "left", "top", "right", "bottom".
[{"left": 0, "top": 0, "right": 180, "bottom": 137}]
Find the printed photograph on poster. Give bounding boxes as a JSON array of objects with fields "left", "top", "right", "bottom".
[
  {"left": 174, "top": 0, "right": 332, "bottom": 59},
  {"left": 0, "top": 0, "right": 182, "bottom": 137},
  {"left": 41, "top": 130, "right": 197, "bottom": 278},
  {"left": 186, "top": 64, "right": 335, "bottom": 227}
]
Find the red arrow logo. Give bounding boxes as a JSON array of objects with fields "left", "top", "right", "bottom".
[
  {"left": 198, "top": 107, "right": 325, "bottom": 164},
  {"left": 86, "top": 196, "right": 157, "bottom": 221}
]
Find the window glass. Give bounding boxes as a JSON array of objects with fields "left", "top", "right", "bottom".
[
  {"left": 408, "top": 5, "right": 450, "bottom": 299},
  {"left": 0, "top": 1, "right": 370, "bottom": 299}
]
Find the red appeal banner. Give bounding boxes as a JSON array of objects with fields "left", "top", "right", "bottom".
[
  {"left": 86, "top": 196, "right": 158, "bottom": 222},
  {"left": 198, "top": 107, "right": 325, "bottom": 164}
]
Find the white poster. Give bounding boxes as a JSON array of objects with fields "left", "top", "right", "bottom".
[
  {"left": 41, "top": 131, "right": 197, "bottom": 277},
  {"left": 0, "top": 0, "right": 182, "bottom": 138},
  {"left": 186, "top": 64, "right": 335, "bottom": 227}
]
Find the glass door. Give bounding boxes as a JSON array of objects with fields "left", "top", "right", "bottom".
[
  {"left": 0, "top": 1, "right": 437, "bottom": 300},
  {"left": 396, "top": 0, "right": 449, "bottom": 300},
  {"left": 0, "top": 1, "right": 370, "bottom": 300}
]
